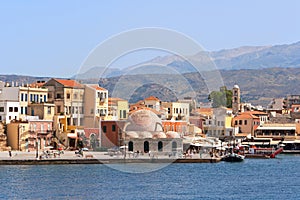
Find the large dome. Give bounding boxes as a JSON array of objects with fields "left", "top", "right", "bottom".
[{"left": 125, "top": 109, "right": 163, "bottom": 132}]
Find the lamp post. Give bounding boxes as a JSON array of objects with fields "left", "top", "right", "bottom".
[{"left": 35, "top": 140, "right": 38, "bottom": 159}]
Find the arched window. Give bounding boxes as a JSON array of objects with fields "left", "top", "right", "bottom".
[
  {"left": 172, "top": 141, "right": 177, "bottom": 152},
  {"left": 128, "top": 141, "right": 133, "bottom": 152},
  {"left": 158, "top": 141, "right": 163, "bottom": 152},
  {"left": 144, "top": 141, "right": 149, "bottom": 153}
]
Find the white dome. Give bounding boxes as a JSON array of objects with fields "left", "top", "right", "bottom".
[{"left": 233, "top": 84, "right": 239, "bottom": 89}]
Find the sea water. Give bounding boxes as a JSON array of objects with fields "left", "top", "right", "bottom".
[{"left": 0, "top": 154, "right": 300, "bottom": 199}]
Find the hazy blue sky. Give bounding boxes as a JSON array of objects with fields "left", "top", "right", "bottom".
[{"left": 1, "top": 0, "right": 300, "bottom": 77}]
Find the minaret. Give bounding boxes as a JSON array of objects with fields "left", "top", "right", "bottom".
[{"left": 232, "top": 84, "right": 240, "bottom": 114}]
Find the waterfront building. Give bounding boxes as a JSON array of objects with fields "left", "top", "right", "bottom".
[
  {"left": 123, "top": 109, "right": 183, "bottom": 154},
  {"left": 44, "top": 78, "right": 84, "bottom": 126},
  {"left": 0, "top": 81, "right": 48, "bottom": 123},
  {"left": 232, "top": 112, "right": 260, "bottom": 137},
  {"left": 107, "top": 98, "right": 129, "bottom": 121},
  {"left": 83, "top": 84, "right": 108, "bottom": 128},
  {"left": 6, "top": 119, "right": 53, "bottom": 152},
  {"left": 28, "top": 102, "right": 55, "bottom": 121},
  {"left": 203, "top": 107, "right": 235, "bottom": 139},
  {"left": 161, "top": 101, "right": 190, "bottom": 121}
]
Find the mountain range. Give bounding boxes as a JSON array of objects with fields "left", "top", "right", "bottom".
[
  {"left": 76, "top": 41, "right": 300, "bottom": 78},
  {"left": 1, "top": 41, "right": 300, "bottom": 107}
]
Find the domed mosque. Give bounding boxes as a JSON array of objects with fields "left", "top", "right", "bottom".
[{"left": 123, "top": 109, "right": 182, "bottom": 154}]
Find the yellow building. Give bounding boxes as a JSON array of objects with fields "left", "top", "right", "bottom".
[
  {"left": 107, "top": 98, "right": 129, "bottom": 120},
  {"left": 44, "top": 78, "right": 85, "bottom": 126},
  {"left": 28, "top": 102, "right": 55, "bottom": 120},
  {"left": 84, "top": 84, "right": 108, "bottom": 128},
  {"left": 7, "top": 121, "right": 29, "bottom": 151}
]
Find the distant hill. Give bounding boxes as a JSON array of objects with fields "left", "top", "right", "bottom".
[
  {"left": 97, "top": 67, "right": 300, "bottom": 107},
  {"left": 75, "top": 41, "right": 300, "bottom": 78},
  {"left": 1, "top": 67, "right": 300, "bottom": 107}
]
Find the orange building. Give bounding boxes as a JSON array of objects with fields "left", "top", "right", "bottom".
[{"left": 232, "top": 113, "right": 260, "bottom": 136}]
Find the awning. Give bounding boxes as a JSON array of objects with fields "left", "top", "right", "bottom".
[
  {"left": 256, "top": 127, "right": 295, "bottom": 130},
  {"left": 67, "top": 133, "right": 77, "bottom": 139}
]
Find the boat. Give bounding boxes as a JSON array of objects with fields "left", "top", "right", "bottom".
[
  {"left": 244, "top": 147, "right": 283, "bottom": 159},
  {"left": 222, "top": 153, "right": 245, "bottom": 162}
]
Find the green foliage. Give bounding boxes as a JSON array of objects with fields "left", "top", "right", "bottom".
[{"left": 208, "top": 86, "right": 232, "bottom": 108}]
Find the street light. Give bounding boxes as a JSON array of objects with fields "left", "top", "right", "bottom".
[{"left": 36, "top": 140, "right": 38, "bottom": 159}]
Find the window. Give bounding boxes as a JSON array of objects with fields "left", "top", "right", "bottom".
[
  {"left": 25, "top": 107, "right": 27, "bottom": 115},
  {"left": 47, "top": 107, "right": 51, "bottom": 114},
  {"left": 30, "top": 94, "right": 33, "bottom": 102},
  {"left": 44, "top": 95, "right": 47, "bottom": 102},
  {"left": 239, "top": 120, "right": 242, "bottom": 125},
  {"left": 0, "top": 107, "right": 4, "bottom": 112},
  {"left": 57, "top": 106, "right": 61, "bottom": 113},
  {"left": 119, "top": 110, "right": 122, "bottom": 118},
  {"left": 158, "top": 141, "right": 163, "bottom": 152},
  {"left": 123, "top": 110, "right": 126, "bottom": 118},
  {"left": 9, "top": 107, "right": 13, "bottom": 112},
  {"left": 21, "top": 93, "right": 24, "bottom": 101},
  {"left": 67, "top": 93, "right": 70, "bottom": 99},
  {"left": 235, "top": 121, "right": 238, "bottom": 125},
  {"left": 56, "top": 93, "right": 61, "bottom": 99},
  {"left": 73, "top": 93, "right": 78, "bottom": 99},
  {"left": 14, "top": 107, "right": 18, "bottom": 112},
  {"left": 244, "top": 120, "right": 247, "bottom": 125},
  {"left": 112, "top": 124, "right": 116, "bottom": 132},
  {"left": 102, "top": 125, "right": 107, "bottom": 133},
  {"left": 25, "top": 94, "right": 28, "bottom": 101}
]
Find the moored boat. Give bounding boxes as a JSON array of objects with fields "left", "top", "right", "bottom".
[
  {"left": 222, "top": 153, "right": 245, "bottom": 162},
  {"left": 244, "top": 147, "right": 283, "bottom": 159}
]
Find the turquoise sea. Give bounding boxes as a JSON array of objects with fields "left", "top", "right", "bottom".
[{"left": 0, "top": 154, "right": 300, "bottom": 200}]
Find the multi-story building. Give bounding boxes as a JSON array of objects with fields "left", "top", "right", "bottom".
[
  {"left": 107, "top": 98, "right": 128, "bottom": 120},
  {"left": 0, "top": 81, "right": 48, "bottom": 123},
  {"left": 83, "top": 84, "right": 108, "bottom": 128},
  {"left": 161, "top": 101, "right": 190, "bottom": 121},
  {"left": 44, "top": 78, "right": 84, "bottom": 126},
  {"left": 7, "top": 119, "right": 53, "bottom": 152},
  {"left": 203, "top": 107, "right": 234, "bottom": 139},
  {"left": 232, "top": 112, "right": 260, "bottom": 137},
  {"left": 144, "top": 96, "right": 160, "bottom": 111}
]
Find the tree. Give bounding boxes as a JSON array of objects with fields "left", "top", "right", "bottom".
[{"left": 208, "top": 86, "right": 232, "bottom": 108}]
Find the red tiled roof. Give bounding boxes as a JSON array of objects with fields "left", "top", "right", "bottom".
[
  {"left": 234, "top": 113, "right": 259, "bottom": 120},
  {"left": 90, "top": 85, "right": 107, "bottom": 91},
  {"left": 195, "top": 108, "right": 213, "bottom": 116},
  {"left": 54, "top": 79, "right": 83, "bottom": 88},
  {"left": 244, "top": 111, "right": 268, "bottom": 115},
  {"left": 145, "top": 96, "right": 160, "bottom": 101}
]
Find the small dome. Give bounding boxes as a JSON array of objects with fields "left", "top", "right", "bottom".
[
  {"left": 126, "top": 131, "right": 139, "bottom": 139},
  {"left": 166, "top": 131, "right": 180, "bottom": 138},
  {"left": 233, "top": 84, "right": 239, "bottom": 89},
  {"left": 153, "top": 132, "right": 167, "bottom": 139},
  {"left": 139, "top": 131, "right": 153, "bottom": 138}
]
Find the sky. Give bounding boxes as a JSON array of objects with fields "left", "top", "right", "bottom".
[{"left": 1, "top": 0, "right": 300, "bottom": 77}]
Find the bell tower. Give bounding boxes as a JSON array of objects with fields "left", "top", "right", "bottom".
[{"left": 232, "top": 84, "right": 240, "bottom": 114}]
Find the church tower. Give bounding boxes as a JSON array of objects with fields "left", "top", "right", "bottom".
[{"left": 232, "top": 84, "right": 240, "bottom": 114}]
